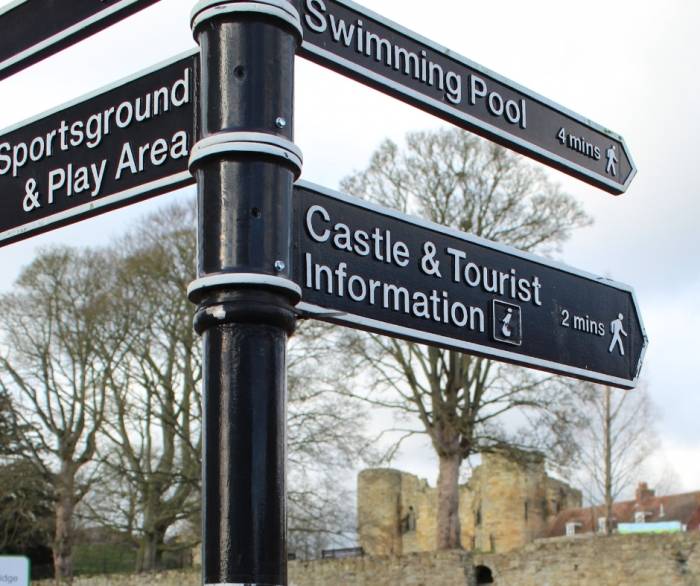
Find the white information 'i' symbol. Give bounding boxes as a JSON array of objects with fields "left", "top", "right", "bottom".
[{"left": 501, "top": 308, "right": 514, "bottom": 338}]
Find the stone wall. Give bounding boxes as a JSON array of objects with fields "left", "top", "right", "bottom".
[
  {"left": 357, "top": 468, "right": 404, "bottom": 555},
  {"left": 476, "top": 532, "right": 700, "bottom": 586},
  {"left": 290, "top": 550, "right": 473, "bottom": 586},
  {"left": 471, "top": 451, "right": 549, "bottom": 553},
  {"left": 36, "top": 552, "right": 474, "bottom": 586},
  {"left": 37, "top": 569, "right": 200, "bottom": 586},
  {"left": 39, "top": 532, "right": 700, "bottom": 586}
]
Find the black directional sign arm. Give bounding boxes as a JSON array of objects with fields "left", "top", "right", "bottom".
[
  {"left": 297, "top": 0, "right": 636, "bottom": 194},
  {"left": 0, "top": 50, "right": 196, "bottom": 246},
  {"left": 293, "top": 180, "right": 647, "bottom": 388},
  {"left": 0, "top": 0, "right": 162, "bottom": 80}
]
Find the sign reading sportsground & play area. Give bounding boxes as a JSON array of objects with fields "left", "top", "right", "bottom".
[{"left": 0, "top": 50, "right": 196, "bottom": 246}]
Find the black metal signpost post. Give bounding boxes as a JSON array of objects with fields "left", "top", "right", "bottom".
[
  {"left": 292, "top": 181, "right": 647, "bottom": 389},
  {"left": 0, "top": 0, "right": 161, "bottom": 80},
  {"left": 188, "top": 1, "right": 302, "bottom": 584},
  {"left": 0, "top": 51, "right": 196, "bottom": 246},
  {"left": 297, "top": 0, "right": 636, "bottom": 195}
]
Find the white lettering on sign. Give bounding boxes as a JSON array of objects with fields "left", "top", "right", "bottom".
[
  {"left": 115, "top": 130, "right": 189, "bottom": 180},
  {"left": 304, "top": 252, "right": 486, "bottom": 332},
  {"left": 557, "top": 127, "right": 601, "bottom": 161},
  {"left": 18, "top": 128, "right": 189, "bottom": 213},
  {"left": 302, "top": 202, "right": 552, "bottom": 335},
  {"left": 468, "top": 75, "right": 527, "bottom": 129},
  {"left": 559, "top": 307, "right": 606, "bottom": 337},
  {"left": 47, "top": 159, "right": 106, "bottom": 202},
  {"left": 0, "top": 67, "right": 190, "bottom": 178},
  {"left": 304, "top": 0, "right": 462, "bottom": 105},
  {"left": 302, "top": 0, "right": 529, "bottom": 127},
  {"left": 445, "top": 247, "right": 542, "bottom": 306},
  {"left": 305, "top": 203, "right": 410, "bottom": 267}
]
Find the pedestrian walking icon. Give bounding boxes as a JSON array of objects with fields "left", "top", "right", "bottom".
[
  {"left": 608, "top": 313, "right": 627, "bottom": 356},
  {"left": 606, "top": 144, "right": 618, "bottom": 176}
]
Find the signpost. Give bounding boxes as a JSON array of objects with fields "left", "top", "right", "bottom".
[
  {"left": 187, "top": 1, "right": 301, "bottom": 584},
  {"left": 0, "top": 1, "right": 646, "bottom": 585},
  {"left": 0, "top": 0, "right": 161, "bottom": 80},
  {"left": 293, "top": 181, "right": 647, "bottom": 389},
  {"left": 298, "top": 0, "right": 636, "bottom": 195},
  {"left": 0, "top": 49, "right": 196, "bottom": 246}
]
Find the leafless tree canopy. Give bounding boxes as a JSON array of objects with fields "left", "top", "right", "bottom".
[
  {"left": 91, "top": 203, "right": 202, "bottom": 572},
  {"left": 287, "top": 320, "right": 373, "bottom": 556},
  {"left": 570, "top": 382, "right": 657, "bottom": 533},
  {"left": 341, "top": 129, "right": 591, "bottom": 255},
  {"left": 338, "top": 128, "right": 592, "bottom": 549},
  {"left": 0, "top": 199, "right": 374, "bottom": 575},
  {"left": 0, "top": 247, "right": 127, "bottom": 581}
]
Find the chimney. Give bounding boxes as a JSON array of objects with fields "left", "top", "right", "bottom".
[{"left": 635, "top": 482, "right": 655, "bottom": 504}]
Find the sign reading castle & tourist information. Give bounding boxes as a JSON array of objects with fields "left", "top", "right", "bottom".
[
  {"left": 0, "top": 50, "right": 196, "bottom": 246},
  {"left": 293, "top": 181, "right": 647, "bottom": 389},
  {"left": 298, "top": 0, "right": 636, "bottom": 195}
]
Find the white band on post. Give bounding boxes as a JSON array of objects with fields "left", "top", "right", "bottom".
[
  {"left": 191, "top": 0, "right": 303, "bottom": 39},
  {"left": 189, "top": 132, "right": 303, "bottom": 177},
  {"left": 188, "top": 273, "right": 302, "bottom": 299}
]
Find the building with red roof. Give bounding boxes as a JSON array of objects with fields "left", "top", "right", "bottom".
[{"left": 547, "top": 482, "right": 700, "bottom": 537}]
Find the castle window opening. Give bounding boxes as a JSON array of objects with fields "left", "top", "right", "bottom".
[
  {"left": 475, "top": 565, "right": 495, "bottom": 584},
  {"left": 400, "top": 505, "right": 417, "bottom": 533},
  {"left": 598, "top": 517, "right": 606, "bottom": 533}
]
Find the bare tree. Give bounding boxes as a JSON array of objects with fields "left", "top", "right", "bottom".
[
  {"left": 287, "top": 320, "right": 372, "bottom": 556},
  {"left": 338, "top": 128, "right": 592, "bottom": 549},
  {"left": 85, "top": 202, "right": 369, "bottom": 567},
  {"left": 0, "top": 247, "right": 127, "bottom": 582},
  {"left": 93, "top": 202, "right": 202, "bottom": 572},
  {"left": 572, "top": 382, "right": 656, "bottom": 534}
]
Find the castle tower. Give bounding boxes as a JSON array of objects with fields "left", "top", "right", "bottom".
[
  {"left": 357, "top": 469, "right": 403, "bottom": 556},
  {"left": 471, "top": 450, "right": 549, "bottom": 553}
]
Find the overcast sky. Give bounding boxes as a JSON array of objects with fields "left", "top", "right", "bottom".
[{"left": 0, "top": 0, "right": 698, "bottom": 494}]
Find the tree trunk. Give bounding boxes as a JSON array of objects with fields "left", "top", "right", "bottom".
[
  {"left": 436, "top": 452, "right": 462, "bottom": 549},
  {"left": 53, "top": 475, "right": 75, "bottom": 584},
  {"left": 137, "top": 487, "right": 167, "bottom": 573},
  {"left": 138, "top": 529, "right": 165, "bottom": 573},
  {"left": 604, "top": 386, "right": 613, "bottom": 535}
]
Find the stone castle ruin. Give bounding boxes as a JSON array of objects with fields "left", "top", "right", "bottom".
[{"left": 358, "top": 450, "right": 581, "bottom": 555}]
